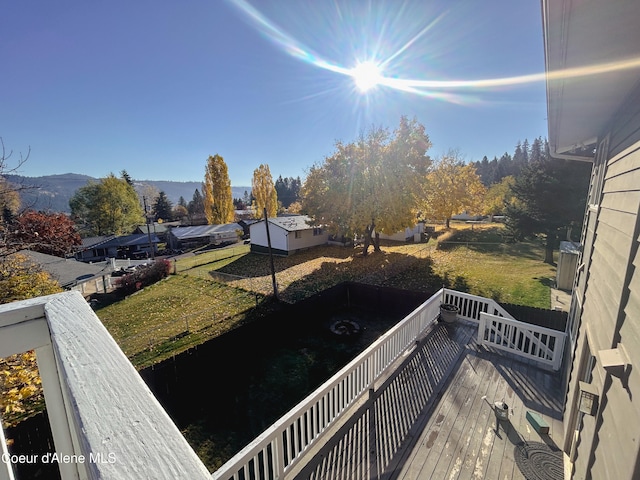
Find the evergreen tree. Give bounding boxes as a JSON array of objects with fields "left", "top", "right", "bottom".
[
  {"left": 495, "top": 153, "right": 512, "bottom": 181},
  {"left": 274, "top": 175, "right": 302, "bottom": 208},
  {"left": 473, "top": 156, "right": 495, "bottom": 186},
  {"left": 187, "top": 189, "right": 206, "bottom": 224},
  {"left": 522, "top": 139, "right": 530, "bottom": 164},
  {"left": 243, "top": 190, "right": 252, "bottom": 209},
  {"left": 512, "top": 140, "right": 530, "bottom": 178},
  {"left": 529, "top": 137, "right": 545, "bottom": 164},
  {"left": 506, "top": 154, "right": 591, "bottom": 263},
  {"left": 153, "top": 191, "right": 174, "bottom": 222},
  {"left": 120, "top": 170, "right": 134, "bottom": 187}
]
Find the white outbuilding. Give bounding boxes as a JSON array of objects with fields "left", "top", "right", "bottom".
[{"left": 249, "top": 215, "right": 329, "bottom": 256}]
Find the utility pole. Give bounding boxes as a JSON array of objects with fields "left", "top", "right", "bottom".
[
  {"left": 264, "top": 207, "right": 279, "bottom": 301},
  {"left": 143, "top": 196, "right": 155, "bottom": 259}
]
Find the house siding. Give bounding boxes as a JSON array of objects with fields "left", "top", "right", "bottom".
[
  {"left": 286, "top": 229, "right": 329, "bottom": 252},
  {"left": 568, "top": 107, "right": 640, "bottom": 479},
  {"left": 249, "top": 219, "right": 328, "bottom": 255},
  {"left": 250, "top": 222, "right": 288, "bottom": 253}
]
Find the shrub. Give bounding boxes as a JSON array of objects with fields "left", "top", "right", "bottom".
[{"left": 117, "top": 259, "right": 172, "bottom": 295}]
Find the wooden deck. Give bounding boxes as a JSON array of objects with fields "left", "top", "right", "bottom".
[{"left": 295, "top": 319, "right": 565, "bottom": 480}]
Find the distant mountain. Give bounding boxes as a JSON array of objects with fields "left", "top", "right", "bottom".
[{"left": 6, "top": 173, "right": 251, "bottom": 213}]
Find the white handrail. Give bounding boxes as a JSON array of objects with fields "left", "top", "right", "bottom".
[
  {"left": 442, "top": 289, "right": 514, "bottom": 321},
  {"left": 212, "top": 289, "right": 444, "bottom": 480},
  {"left": 441, "top": 290, "right": 561, "bottom": 365},
  {"left": 478, "top": 312, "right": 566, "bottom": 370},
  {"left": 0, "top": 292, "right": 212, "bottom": 480}
]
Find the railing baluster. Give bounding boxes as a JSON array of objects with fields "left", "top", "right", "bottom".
[{"left": 213, "top": 288, "right": 566, "bottom": 479}]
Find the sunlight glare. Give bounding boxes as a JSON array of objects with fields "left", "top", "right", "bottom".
[
  {"left": 228, "top": 0, "right": 640, "bottom": 103},
  {"left": 352, "top": 61, "right": 382, "bottom": 92}
]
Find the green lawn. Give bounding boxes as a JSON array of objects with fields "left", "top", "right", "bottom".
[
  {"left": 173, "top": 244, "right": 250, "bottom": 272},
  {"left": 95, "top": 223, "right": 556, "bottom": 368},
  {"left": 96, "top": 275, "right": 270, "bottom": 368}
]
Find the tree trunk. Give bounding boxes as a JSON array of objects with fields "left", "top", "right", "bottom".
[
  {"left": 362, "top": 234, "right": 370, "bottom": 256},
  {"left": 373, "top": 231, "right": 381, "bottom": 252},
  {"left": 362, "top": 223, "right": 375, "bottom": 256},
  {"left": 445, "top": 217, "right": 451, "bottom": 228}
]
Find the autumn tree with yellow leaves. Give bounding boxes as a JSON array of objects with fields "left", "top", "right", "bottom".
[
  {"left": 251, "top": 164, "right": 278, "bottom": 219},
  {"left": 483, "top": 176, "right": 516, "bottom": 221},
  {"left": 0, "top": 254, "right": 62, "bottom": 427},
  {"left": 203, "top": 154, "right": 235, "bottom": 225},
  {"left": 420, "top": 151, "right": 487, "bottom": 228},
  {"left": 302, "top": 116, "right": 432, "bottom": 255}
]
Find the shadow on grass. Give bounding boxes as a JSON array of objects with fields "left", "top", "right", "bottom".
[
  {"left": 127, "top": 295, "right": 280, "bottom": 369},
  {"left": 278, "top": 251, "right": 470, "bottom": 303},
  {"left": 458, "top": 241, "right": 546, "bottom": 262},
  {"left": 173, "top": 295, "right": 415, "bottom": 473},
  {"left": 537, "top": 277, "right": 555, "bottom": 288},
  {"left": 437, "top": 228, "right": 546, "bottom": 263},
  {"left": 216, "top": 245, "right": 357, "bottom": 278}
]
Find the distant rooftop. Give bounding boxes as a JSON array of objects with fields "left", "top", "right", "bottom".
[{"left": 16, "top": 250, "right": 109, "bottom": 288}]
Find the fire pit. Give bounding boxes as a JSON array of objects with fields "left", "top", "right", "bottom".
[{"left": 329, "top": 319, "right": 361, "bottom": 337}]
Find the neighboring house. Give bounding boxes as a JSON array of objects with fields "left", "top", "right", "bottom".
[
  {"left": 167, "top": 223, "right": 242, "bottom": 250},
  {"left": 543, "top": 2, "right": 640, "bottom": 479},
  {"left": 133, "top": 221, "right": 181, "bottom": 243},
  {"left": 74, "top": 234, "right": 159, "bottom": 262},
  {"left": 451, "top": 211, "right": 484, "bottom": 221},
  {"left": 376, "top": 224, "right": 425, "bottom": 242},
  {"left": 238, "top": 218, "right": 259, "bottom": 239},
  {"left": 234, "top": 208, "right": 256, "bottom": 220},
  {"left": 73, "top": 235, "right": 115, "bottom": 262},
  {"left": 16, "top": 249, "right": 113, "bottom": 295},
  {"left": 249, "top": 215, "right": 329, "bottom": 256}
]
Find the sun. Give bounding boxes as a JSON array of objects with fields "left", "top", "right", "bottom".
[{"left": 351, "top": 61, "right": 383, "bottom": 92}]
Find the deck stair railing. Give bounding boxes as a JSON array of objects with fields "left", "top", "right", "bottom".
[
  {"left": 478, "top": 312, "right": 565, "bottom": 371},
  {"left": 442, "top": 290, "right": 563, "bottom": 368},
  {"left": 211, "top": 288, "right": 566, "bottom": 480}
]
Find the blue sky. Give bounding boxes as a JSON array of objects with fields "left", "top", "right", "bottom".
[{"left": 1, "top": 0, "right": 548, "bottom": 187}]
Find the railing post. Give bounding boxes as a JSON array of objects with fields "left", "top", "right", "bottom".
[
  {"left": 0, "top": 422, "right": 15, "bottom": 480},
  {"left": 553, "top": 333, "right": 566, "bottom": 371}
]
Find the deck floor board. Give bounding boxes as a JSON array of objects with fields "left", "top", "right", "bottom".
[{"left": 295, "top": 319, "right": 564, "bottom": 480}]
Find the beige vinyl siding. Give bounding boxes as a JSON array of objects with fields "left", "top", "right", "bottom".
[
  {"left": 579, "top": 134, "right": 640, "bottom": 479},
  {"left": 608, "top": 82, "right": 640, "bottom": 159}
]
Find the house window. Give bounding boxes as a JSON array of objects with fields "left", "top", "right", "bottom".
[
  {"left": 313, "top": 228, "right": 322, "bottom": 236},
  {"left": 295, "top": 231, "right": 302, "bottom": 239}
]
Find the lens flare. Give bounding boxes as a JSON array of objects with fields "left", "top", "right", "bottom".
[{"left": 227, "top": 0, "right": 640, "bottom": 103}]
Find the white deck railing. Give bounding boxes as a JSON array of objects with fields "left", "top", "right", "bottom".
[
  {"left": 0, "top": 292, "right": 212, "bottom": 480},
  {"left": 478, "top": 312, "right": 566, "bottom": 371},
  {"left": 442, "top": 289, "right": 514, "bottom": 321},
  {"left": 442, "top": 290, "right": 563, "bottom": 369},
  {"left": 212, "top": 288, "right": 566, "bottom": 479},
  {"left": 212, "top": 288, "right": 446, "bottom": 480}
]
